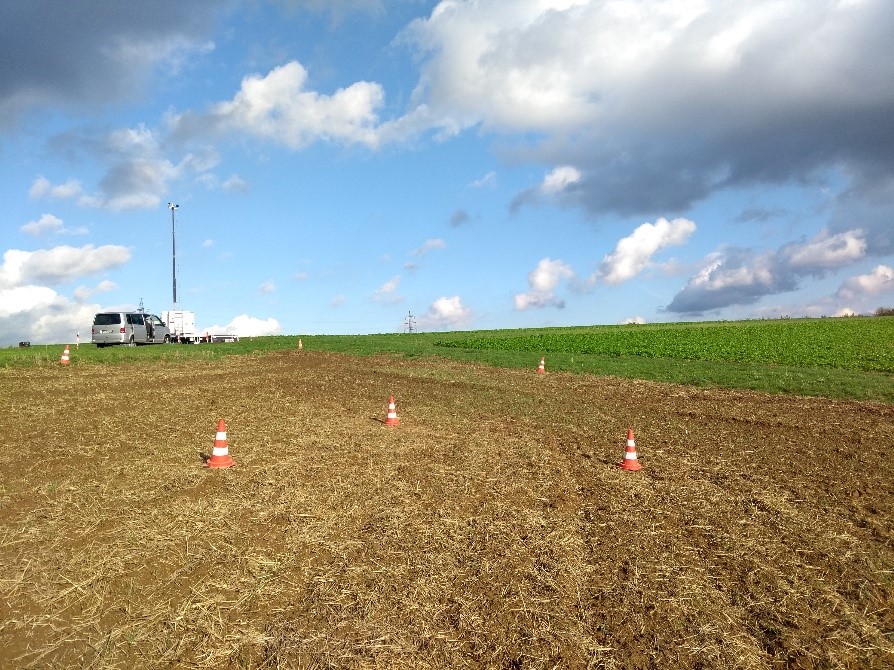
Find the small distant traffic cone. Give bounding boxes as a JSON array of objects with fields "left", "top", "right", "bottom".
[
  {"left": 384, "top": 395, "right": 400, "bottom": 427},
  {"left": 619, "top": 428, "right": 642, "bottom": 471},
  {"left": 206, "top": 418, "right": 236, "bottom": 468},
  {"left": 60, "top": 345, "right": 70, "bottom": 366},
  {"left": 536, "top": 357, "right": 546, "bottom": 373}
]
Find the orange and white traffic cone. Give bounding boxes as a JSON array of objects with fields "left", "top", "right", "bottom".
[
  {"left": 384, "top": 395, "right": 400, "bottom": 427},
  {"left": 619, "top": 428, "right": 642, "bottom": 471},
  {"left": 206, "top": 418, "right": 236, "bottom": 468},
  {"left": 536, "top": 357, "right": 546, "bottom": 373},
  {"left": 60, "top": 345, "right": 70, "bottom": 366}
]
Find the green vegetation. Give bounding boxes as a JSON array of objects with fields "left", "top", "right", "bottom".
[
  {"left": 4, "top": 317, "right": 892, "bottom": 402},
  {"left": 435, "top": 317, "right": 894, "bottom": 371}
]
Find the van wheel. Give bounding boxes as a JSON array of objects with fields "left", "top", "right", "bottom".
[{"left": 164, "top": 334, "right": 170, "bottom": 344}]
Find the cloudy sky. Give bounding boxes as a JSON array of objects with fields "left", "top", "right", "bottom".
[{"left": 2, "top": 0, "right": 893, "bottom": 345}]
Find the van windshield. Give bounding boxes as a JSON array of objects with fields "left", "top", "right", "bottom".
[{"left": 93, "top": 314, "right": 121, "bottom": 326}]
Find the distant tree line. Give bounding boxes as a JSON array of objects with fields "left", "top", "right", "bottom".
[{"left": 876, "top": 307, "right": 894, "bottom": 316}]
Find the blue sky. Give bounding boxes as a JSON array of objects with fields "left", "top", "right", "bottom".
[{"left": 2, "top": 0, "right": 893, "bottom": 345}]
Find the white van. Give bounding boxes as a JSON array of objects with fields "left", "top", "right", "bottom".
[{"left": 92, "top": 312, "right": 171, "bottom": 347}]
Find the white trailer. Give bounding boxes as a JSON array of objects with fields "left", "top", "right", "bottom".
[
  {"left": 161, "top": 310, "right": 239, "bottom": 343},
  {"left": 161, "top": 310, "right": 201, "bottom": 343}
]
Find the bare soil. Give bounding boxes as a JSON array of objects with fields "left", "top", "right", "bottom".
[{"left": 0, "top": 351, "right": 892, "bottom": 669}]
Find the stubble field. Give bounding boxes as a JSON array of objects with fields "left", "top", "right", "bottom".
[{"left": 1, "top": 350, "right": 892, "bottom": 668}]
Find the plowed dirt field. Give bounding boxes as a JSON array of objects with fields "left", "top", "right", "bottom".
[{"left": 1, "top": 351, "right": 892, "bottom": 669}]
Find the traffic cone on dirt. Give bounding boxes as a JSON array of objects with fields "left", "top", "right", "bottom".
[
  {"left": 536, "top": 357, "right": 546, "bottom": 373},
  {"left": 206, "top": 418, "right": 236, "bottom": 468},
  {"left": 384, "top": 395, "right": 400, "bottom": 427},
  {"left": 60, "top": 345, "right": 70, "bottom": 366},
  {"left": 619, "top": 428, "right": 642, "bottom": 471}
]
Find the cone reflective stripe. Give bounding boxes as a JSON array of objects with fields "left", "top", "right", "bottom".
[
  {"left": 384, "top": 395, "right": 400, "bottom": 427},
  {"left": 206, "top": 418, "right": 236, "bottom": 468},
  {"left": 60, "top": 345, "right": 70, "bottom": 366},
  {"left": 619, "top": 428, "right": 642, "bottom": 471},
  {"left": 536, "top": 357, "right": 546, "bottom": 373}
]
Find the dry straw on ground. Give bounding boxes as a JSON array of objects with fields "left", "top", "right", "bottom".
[{"left": 1, "top": 351, "right": 892, "bottom": 669}]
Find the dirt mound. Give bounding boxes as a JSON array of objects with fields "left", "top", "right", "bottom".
[{"left": 1, "top": 351, "right": 891, "bottom": 668}]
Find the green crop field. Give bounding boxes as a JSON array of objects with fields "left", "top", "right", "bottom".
[
  {"left": 3, "top": 316, "right": 892, "bottom": 402},
  {"left": 437, "top": 318, "right": 892, "bottom": 370}
]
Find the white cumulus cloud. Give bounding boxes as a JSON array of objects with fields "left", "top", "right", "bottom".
[
  {"left": 405, "top": 0, "right": 894, "bottom": 225},
  {"left": 0, "top": 245, "right": 131, "bottom": 288},
  {"left": 836, "top": 265, "right": 894, "bottom": 301},
  {"left": 24, "top": 245, "right": 131, "bottom": 286},
  {"left": 511, "top": 165, "right": 582, "bottom": 212},
  {"left": 0, "top": 286, "right": 100, "bottom": 345},
  {"left": 0, "top": 285, "right": 59, "bottom": 317},
  {"left": 469, "top": 171, "right": 496, "bottom": 188},
  {"left": 21, "top": 213, "right": 64, "bottom": 236},
  {"left": 203, "top": 314, "right": 282, "bottom": 338},
  {"left": 418, "top": 295, "right": 472, "bottom": 330},
  {"left": 411, "top": 238, "right": 446, "bottom": 256},
  {"left": 372, "top": 274, "right": 403, "bottom": 304},
  {"left": 541, "top": 166, "right": 581, "bottom": 195},
  {"left": 598, "top": 217, "right": 697, "bottom": 284},
  {"left": 28, "top": 125, "right": 222, "bottom": 211},
  {"left": 222, "top": 174, "right": 250, "bottom": 192},
  {"left": 29, "top": 177, "right": 86, "bottom": 201},
  {"left": 173, "top": 61, "right": 387, "bottom": 149},
  {"left": 784, "top": 229, "right": 867, "bottom": 270},
  {"left": 73, "top": 279, "right": 117, "bottom": 303},
  {"left": 514, "top": 257, "right": 575, "bottom": 310},
  {"left": 0, "top": 244, "right": 131, "bottom": 344}
]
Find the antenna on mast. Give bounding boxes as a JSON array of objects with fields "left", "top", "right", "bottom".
[{"left": 168, "top": 202, "right": 179, "bottom": 308}]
